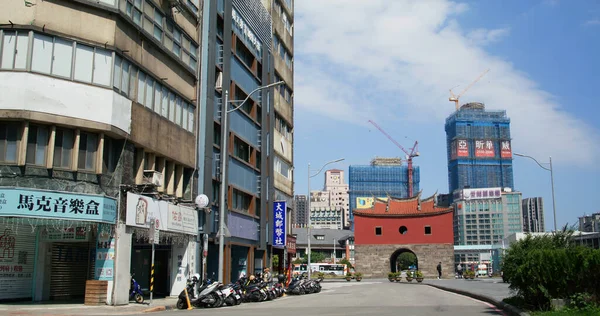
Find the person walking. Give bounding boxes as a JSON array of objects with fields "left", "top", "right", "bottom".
[
  {"left": 457, "top": 264, "right": 463, "bottom": 279},
  {"left": 437, "top": 262, "right": 442, "bottom": 279}
]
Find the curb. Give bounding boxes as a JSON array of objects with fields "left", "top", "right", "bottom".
[
  {"left": 142, "top": 304, "right": 176, "bottom": 313},
  {"left": 425, "top": 284, "right": 529, "bottom": 316}
]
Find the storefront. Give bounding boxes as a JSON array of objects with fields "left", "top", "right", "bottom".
[
  {"left": 125, "top": 193, "right": 198, "bottom": 297},
  {"left": 0, "top": 187, "right": 117, "bottom": 302}
]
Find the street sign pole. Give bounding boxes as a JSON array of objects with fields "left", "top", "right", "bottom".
[{"left": 149, "top": 218, "right": 159, "bottom": 305}]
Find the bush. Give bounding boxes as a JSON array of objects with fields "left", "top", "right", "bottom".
[
  {"left": 415, "top": 270, "right": 423, "bottom": 278},
  {"left": 502, "top": 230, "right": 600, "bottom": 311}
]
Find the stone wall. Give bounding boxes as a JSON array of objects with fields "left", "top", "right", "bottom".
[{"left": 354, "top": 243, "right": 454, "bottom": 279}]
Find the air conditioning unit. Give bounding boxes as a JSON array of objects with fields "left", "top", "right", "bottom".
[
  {"left": 143, "top": 170, "right": 164, "bottom": 187},
  {"left": 215, "top": 71, "right": 223, "bottom": 92}
]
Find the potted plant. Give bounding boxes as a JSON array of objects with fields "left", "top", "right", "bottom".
[
  {"left": 464, "top": 270, "right": 475, "bottom": 280},
  {"left": 406, "top": 270, "right": 414, "bottom": 282},
  {"left": 395, "top": 272, "right": 402, "bottom": 282},
  {"left": 388, "top": 272, "right": 395, "bottom": 282},
  {"left": 415, "top": 270, "right": 424, "bottom": 282},
  {"left": 345, "top": 272, "right": 352, "bottom": 281},
  {"left": 355, "top": 272, "right": 363, "bottom": 282}
]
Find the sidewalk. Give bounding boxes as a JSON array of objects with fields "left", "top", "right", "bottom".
[
  {"left": 423, "top": 278, "right": 528, "bottom": 316},
  {"left": 0, "top": 297, "right": 178, "bottom": 316}
]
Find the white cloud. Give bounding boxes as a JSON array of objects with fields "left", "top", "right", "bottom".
[
  {"left": 583, "top": 19, "right": 600, "bottom": 26},
  {"left": 295, "top": 0, "right": 600, "bottom": 165},
  {"left": 467, "top": 28, "right": 510, "bottom": 45}
]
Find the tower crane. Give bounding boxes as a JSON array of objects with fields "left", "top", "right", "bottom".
[
  {"left": 368, "top": 120, "right": 419, "bottom": 197},
  {"left": 449, "top": 69, "right": 490, "bottom": 111}
]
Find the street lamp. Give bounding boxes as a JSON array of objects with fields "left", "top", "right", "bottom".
[
  {"left": 307, "top": 158, "right": 344, "bottom": 279},
  {"left": 513, "top": 153, "right": 557, "bottom": 232},
  {"left": 217, "top": 81, "right": 285, "bottom": 283}
]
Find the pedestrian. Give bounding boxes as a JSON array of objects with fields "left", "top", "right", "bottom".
[
  {"left": 457, "top": 264, "right": 463, "bottom": 279},
  {"left": 437, "top": 262, "right": 442, "bottom": 279},
  {"left": 263, "top": 267, "right": 273, "bottom": 285}
]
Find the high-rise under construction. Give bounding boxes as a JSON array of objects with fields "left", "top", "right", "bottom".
[{"left": 445, "top": 102, "right": 514, "bottom": 197}]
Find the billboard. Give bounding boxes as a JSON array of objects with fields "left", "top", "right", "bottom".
[
  {"left": 500, "top": 140, "right": 512, "bottom": 158},
  {"left": 356, "top": 197, "right": 388, "bottom": 209},
  {"left": 455, "top": 188, "right": 502, "bottom": 201},
  {"left": 456, "top": 139, "right": 469, "bottom": 157},
  {"left": 475, "top": 140, "right": 495, "bottom": 158}
]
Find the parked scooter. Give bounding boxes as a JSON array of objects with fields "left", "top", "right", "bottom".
[
  {"left": 130, "top": 274, "right": 144, "bottom": 304},
  {"left": 176, "top": 274, "right": 223, "bottom": 309}
]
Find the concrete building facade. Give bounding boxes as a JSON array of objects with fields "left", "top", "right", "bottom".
[
  {"left": 1, "top": 0, "right": 201, "bottom": 304},
  {"left": 453, "top": 188, "right": 523, "bottom": 246},
  {"left": 522, "top": 197, "right": 545, "bottom": 233},
  {"left": 579, "top": 213, "right": 600, "bottom": 233}
]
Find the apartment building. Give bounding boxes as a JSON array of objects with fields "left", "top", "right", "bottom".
[{"left": 0, "top": 0, "right": 200, "bottom": 304}]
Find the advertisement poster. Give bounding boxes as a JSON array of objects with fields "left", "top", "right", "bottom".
[
  {"left": 272, "top": 201, "right": 286, "bottom": 247},
  {"left": 456, "top": 139, "right": 469, "bottom": 157},
  {"left": 475, "top": 140, "right": 495, "bottom": 158},
  {"left": 95, "top": 223, "right": 115, "bottom": 281},
  {"left": 0, "top": 224, "right": 35, "bottom": 300},
  {"left": 500, "top": 140, "right": 512, "bottom": 158}
]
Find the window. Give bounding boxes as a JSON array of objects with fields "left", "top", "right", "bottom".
[
  {"left": 103, "top": 136, "right": 121, "bottom": 173},
  {"left": 136, "top": 70, "right": 146, "bottom": 105},
  {"left": 425, "top": 226, "right": 432, "bottom": 235},
  {"left": 31, "top": 33, "right": 53, "bottom": 74},
  {"left": 232, "top": 188, "right": 251, "bottom": 212},
  {"left": 169, "top": 94, "right": 176, "bottom": 122},
  {"left": 172, "top": 28, "right": 181, "bottom": 57},
  {"left": 51, "top": 38, "right": 72, "bottom": 78},
  {"left": 234, "top": 137, "right": 250, "bottom": 163},
  {"left": 26, "top": 125, "right": 48, "bottom": 165},
  {"left": 74, "top": 44, "right": 94, "bottom": 83},
  {"left": 161, "top": 86, "right": 169, "bottom": 117},
  {"left": 176, "top": 97, "right": 183, "bottom": 126},
  {"left": 375, "top": 227, "right": 382, "bottom": 235},
  {"left": 399, "top": 226, "right": 408, "bottom": 234},
  {"left": 78, "top": 132, "right": 98, "bottom": 171},
  {"left": 53, "top": 128, "right": 74, "bottom": 168},
  {"left": 235, "top": 38, "right": 255, "bottom": 70},
  {"left": 0, "top": 122, "right": 19, "bottom": 163}
]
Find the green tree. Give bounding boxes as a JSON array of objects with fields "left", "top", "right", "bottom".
[
  {"left": 396, "top": 252, "right": 417, "bottom": 270},
  {"left": 338, "top": 257, "right": 354, "bottom": 270},
  {"left": 295, "top": 252, "right": 327, "bottom": 264}
]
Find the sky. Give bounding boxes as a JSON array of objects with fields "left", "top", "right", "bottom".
[{"left": 291, "top": 0, "right": 600, "bottom": 231}]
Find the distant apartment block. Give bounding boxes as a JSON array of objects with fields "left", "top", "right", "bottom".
[
  {"left": 579, "top": 213, "right": 600, "bottom": 232},
  {"left": 522, "top": 197, "right": 545, "bottom": 233},
  {"left": 293, "top": 195, "right": 308, "bottom": 226}
]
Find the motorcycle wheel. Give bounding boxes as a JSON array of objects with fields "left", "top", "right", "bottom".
[
  {"left": 206, "top": 293, "right": 222, "bottom": 308},
  {"left": 134, "top": 293, "right": 144, "bottom": 304},
  {"left": 176, "top": 298, "right": 187, "bottom": 310},
  {"left": 225, "top": 296, "right": 235, "bottom": 306}
]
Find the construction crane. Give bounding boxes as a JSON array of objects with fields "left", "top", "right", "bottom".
[
  {"left": 368, "top": 120, "right": 419, "bottom": 197},
  {"left": 449, "top": 69, "right": 490, "bottom": 111}
]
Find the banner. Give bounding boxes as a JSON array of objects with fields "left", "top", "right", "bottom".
[
  {"left": 475, "top": 140, "right": 495, "bottom": 158},
  {"left": 459, "top": 188, "right": 502, "bottom": 200},
  {"left": 95, "top": 223, "right": 115, "bottom": 281},
  {"left": 126, "top": 192, "right": 198, "bottom": 236},
  {"left": 500, "top": 140, "right": 512, "bottom": 158},
  {"left": 272, "top": 201, "right": 286, "bottom": 248},
  {"left": 456, "top": 139, "right": 469, "bottom": 158},
  {"left": 0, "top": 187, "right": 117, "bottom": 224}
]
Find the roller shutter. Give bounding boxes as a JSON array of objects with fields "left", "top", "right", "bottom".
[
  {"left": 0, "top": 223, "right": 37, "bottom": 301},
  {"left": 49, "top": 241, "right": 94, "bottom": 300}
]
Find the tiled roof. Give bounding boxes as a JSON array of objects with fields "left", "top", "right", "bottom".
[{"left": 353, "top": 192, "right": 452, "bottom": 218}]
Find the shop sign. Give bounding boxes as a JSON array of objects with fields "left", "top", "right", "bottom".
[
  {"left": 500, "top": 140, "right": 512, "bottom": 158},
  {"left": 286, "top": 234, "right": 296, "bottom": 254},
  {"left": 126, "top": 193, "right": 198, "bottom": 236},
  {"left": 232, "top": 8, "right": 262, "bottom": 56},
  {"left": 0, "top": 188, "right": 117, "bottom": 224},
  {"left": 272, "top": 201, "right": 286, "bottom": 248},
  {"left": 95, "top": 223, "right": 115, "bottom": 281},
  {"left": 41, "top": 226, "right": 90, "bottom": 242},
  {"left": 475, "top": 139, "right": 495, "bottom": 158}
]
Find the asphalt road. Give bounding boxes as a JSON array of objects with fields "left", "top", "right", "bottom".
[{"left": 153, "top": 280, "right": 506, "bottom": 316}]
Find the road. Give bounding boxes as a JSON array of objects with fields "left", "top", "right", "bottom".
[{"left": 151, "top": 280, "right": 505, "bottom": 316}]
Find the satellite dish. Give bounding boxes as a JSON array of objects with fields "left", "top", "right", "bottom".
[{"left": 195, "top": 194, "right": 209, "bottom": 208}]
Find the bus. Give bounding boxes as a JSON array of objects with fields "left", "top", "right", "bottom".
[{"left": 293, "top": 263, "right": 349, "bottom": 276}]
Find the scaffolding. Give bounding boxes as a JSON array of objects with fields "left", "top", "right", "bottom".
[{"left": 445, "top": 105, "right": 514, "bottom": 195}]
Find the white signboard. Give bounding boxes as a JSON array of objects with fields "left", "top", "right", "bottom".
[
  {"left": 455, "top": 188, "right": 502, "bottom": 201},
  {"left": 126, "top": 193, "right": 198, "bottom": 236}
]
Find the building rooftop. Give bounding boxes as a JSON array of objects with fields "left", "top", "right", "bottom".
[
  {"left": 291, "top": 228, "right": 354, "bottom": 245},
  {"left": 352, "top": 192, "right": 452, "bottom": 217}
]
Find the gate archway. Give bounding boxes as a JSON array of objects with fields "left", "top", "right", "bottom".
[{"left": 389, "top": 248, "right": 418, "bottom": 273}]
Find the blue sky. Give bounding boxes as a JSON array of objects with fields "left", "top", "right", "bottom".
[{"left": 291, "top": 0, "right": 600, "bottom": 231}]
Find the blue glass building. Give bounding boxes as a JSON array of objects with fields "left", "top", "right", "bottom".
[
  {"left": 348, "top": 159, "right": 420, "bottom": 230},
  {"left": 445, "top": 102, "right": 514, "bottom": 197}
]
